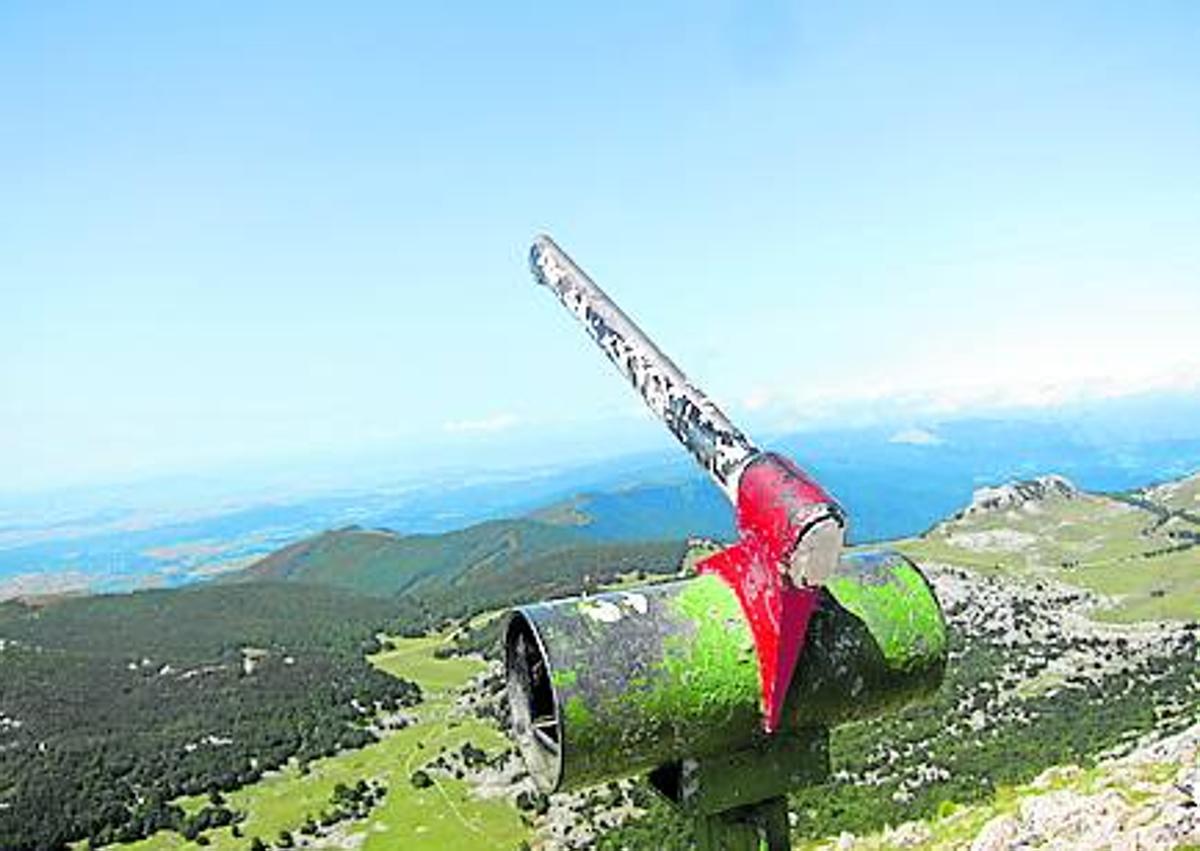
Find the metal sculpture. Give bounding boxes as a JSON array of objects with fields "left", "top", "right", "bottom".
[{"left": 507, "top": 236, "right": 948, "bottom": 851}]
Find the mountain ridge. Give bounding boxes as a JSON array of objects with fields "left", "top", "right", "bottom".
[{"left": 230, "top": 468, "right": 1200, "bottom": 626}]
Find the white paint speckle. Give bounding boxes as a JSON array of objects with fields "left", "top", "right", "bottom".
[
  {"left": 579, "top": 599, "right": 623, "bottom": 623},
  {"left": 620, "top": 592, "right": 649, "bottom": 615}
]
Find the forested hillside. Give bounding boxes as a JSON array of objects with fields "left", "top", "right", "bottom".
[
  {"left": 233, "top": 519, "right": 586, "bottom": 596},
  {"left": 0, "top": 522, "right": 687, "bottom": 850},
  {"left": 0, "top": 584, "right": 421, "bottom": 850},
  {"left": 230, "top": 517, "right": 688, "bottom": 615}
]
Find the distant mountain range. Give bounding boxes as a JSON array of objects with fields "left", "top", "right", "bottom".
[
  {"left": 225, "top": 462, "right": 1199, "bottom": 627},
  {"left": 4, "top": 392, "right": 1200, "bottom": 599}
]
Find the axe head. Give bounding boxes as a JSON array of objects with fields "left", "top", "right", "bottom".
[{"left": 697, "top": 452, "right": 845, "bottom": 731}]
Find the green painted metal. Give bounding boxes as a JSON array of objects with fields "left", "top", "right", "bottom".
[
  {"left": 825, "top": 552, "right": 948, "bottom": 671},
  {"left": 784, "top": 550, "right": 948, "bottom": 730},
  {"left": 646, "top": 731, "right": 827, "bottom": 850},
  {"left": 648, "top": 729, "right": 828, "bottom": 815},
  {"left": 695, "top": 796, "right": 791, "bottom": 851},
  {"left": 505, "top": 549, "right": 946, "bottom": 793}
]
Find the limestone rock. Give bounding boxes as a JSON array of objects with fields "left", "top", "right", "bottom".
[{"left": 959, "top": 475, "right": 1078, "bottom": 518}]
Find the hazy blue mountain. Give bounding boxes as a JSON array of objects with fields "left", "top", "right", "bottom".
[{"left": 4, "top": 393, "right": 1200, "bottom": 596}]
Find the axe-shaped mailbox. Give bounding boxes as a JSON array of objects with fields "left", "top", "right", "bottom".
[{"left": 506, "top": 236, "right": 947, "bottom": 850}]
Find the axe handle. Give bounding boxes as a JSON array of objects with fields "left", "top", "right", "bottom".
[{"left": 530, "top": 235, "right": 757, "bottom": 500}]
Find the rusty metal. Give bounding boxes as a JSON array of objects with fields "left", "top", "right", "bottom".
[{"left": 505, "top": 550, "right": 946, "bottom": 794}]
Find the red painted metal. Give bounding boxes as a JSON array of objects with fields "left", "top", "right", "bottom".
[{"left": 698, "top": 453, "right": 841, "bottom": 731}]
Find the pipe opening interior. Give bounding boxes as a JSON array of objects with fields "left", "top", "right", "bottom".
[{"left": 505, "top": 611, "right": 562, "bottom": 790}]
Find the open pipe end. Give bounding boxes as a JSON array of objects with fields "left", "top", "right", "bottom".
[
  {"left": 528, "top": 235, "right": 560, "bottom": 289},
  {"left": 505, "top": 610, "right": 564, "bottom": 793}
]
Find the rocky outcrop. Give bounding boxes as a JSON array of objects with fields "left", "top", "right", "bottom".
[
  {"left": 957, "top": 475, "right": 1079, "bottom": 519},
  {"left": 972, "top": 723, "right": 1199, "bottom": 850}
]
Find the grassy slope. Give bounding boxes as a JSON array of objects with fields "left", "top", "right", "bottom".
[
  {"left": 893, "top": 476, "right": 1200, "bottom": 622},
  {"left": 1148, "top": 474, "right": 1200, "bottom": 515},
  {"left": 234, "top": 519, "right": 587, "bottom": 597},
  {"left": 120, "top": 634, "right": 528, "bottom": 851}
]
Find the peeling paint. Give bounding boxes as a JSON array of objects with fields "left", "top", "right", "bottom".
[
  {"left": 517, "top": 236, "right": 951, "bottom": 842},
  {"left": 530, "top": 235, "right": 757, "bottom": 498},
  {"left": 620, "top": 592, "right": 649, "bottom": 615},
  {"left": 528, "top": 234, "right": 854, "bottom": 734},
  {"left": 578, "top": 599, "right": 624, "bottom": 623},
  {"left": 825, "top": 551, "right": 948, "bottom": 672},
  {"left": 505, "top": 551, "right": 947, "bottom": 792}
]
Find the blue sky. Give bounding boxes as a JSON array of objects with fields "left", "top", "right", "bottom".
[{"left": 3, "top": 2, "right": 1198, "bottom": 492}]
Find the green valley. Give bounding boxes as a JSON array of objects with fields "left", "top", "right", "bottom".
[{"left": 119, "top": 633, "right": 529, "bottom": 851}]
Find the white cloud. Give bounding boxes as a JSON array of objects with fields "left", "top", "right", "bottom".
[
  {"left": 889, "top": 427, "right": 944, "bottom": 446},
  {"left": 442, "top": 413, "right": 520, "bottom": 434},
  {"left": 740, "top": 346, "right": 1200, "bottom": 433}
]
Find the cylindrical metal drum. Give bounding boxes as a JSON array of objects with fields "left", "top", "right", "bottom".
[{"left": 506, "top": 550, "right": 947, "bottom": 792}]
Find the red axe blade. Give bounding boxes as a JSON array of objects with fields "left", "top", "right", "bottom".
[{"left": 698, "top": 453, "right": 843, "bottom": 731}]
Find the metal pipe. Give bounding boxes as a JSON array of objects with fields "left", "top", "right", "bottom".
[{"left": 529, "top": 235, "right": 758, "bottom": 499}]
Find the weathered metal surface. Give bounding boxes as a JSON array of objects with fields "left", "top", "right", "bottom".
[
  {"left": 784, "top": 550, "right": 948, "bottom": 727},
  {"left": 528, "top": 235, "right": 847, "bottom": 728},
  {"left": 694, "top": 796, "right": 791, "bottom": 851},
  {"left": 648, "top": 730, "right": 828, "bottom": 815},
  {"left": 529, "top": 234, "right": 757, "bottom": 499},
  {"left": 505, "top": 550, "right": 946, "bottom": 793}
]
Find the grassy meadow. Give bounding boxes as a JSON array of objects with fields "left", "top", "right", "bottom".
[{"left": 892, "top": 481, "right": 1200, "bottom": 623}]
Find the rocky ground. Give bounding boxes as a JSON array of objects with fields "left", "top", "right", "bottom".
[{"left": 820, "top": 719, "right": 1199, "bottom": 851}]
